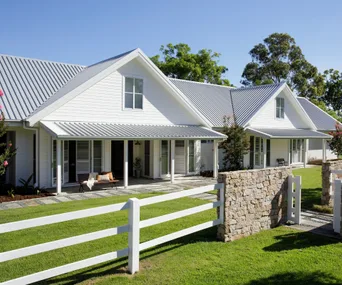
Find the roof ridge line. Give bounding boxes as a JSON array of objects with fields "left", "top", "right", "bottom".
[
  {"left": 233, "top": 82, "right": 284, "bottom": 92},
  {"left": 169, "top": 78, "right": 235, "bottom": 89}
]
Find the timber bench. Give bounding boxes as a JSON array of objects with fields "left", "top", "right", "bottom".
[{"left": 78, "top": 173, "right": 119, "bottom": 192}]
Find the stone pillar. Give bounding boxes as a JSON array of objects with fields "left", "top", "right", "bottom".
[{"left": 217, "top": 167, "right": 291, "bottom": 242}]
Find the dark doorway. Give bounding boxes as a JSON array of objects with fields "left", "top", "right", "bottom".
[
  {"left": 111, "top": 141, "right": 133, "bottom": 178},
  {"left": 69, "top": 141, "right": 76, "bottom": 182}
]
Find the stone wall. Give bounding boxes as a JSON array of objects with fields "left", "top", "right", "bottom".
[
  {"left": 217, "top": 167, "right": 292, "bottom": 242},
  {"left": 322, "top": 160, "right": 342, "bottom": 206}
]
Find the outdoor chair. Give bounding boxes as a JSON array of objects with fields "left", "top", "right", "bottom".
[
  {"left": 276, "top": 158, "right": 288, "bottom": 166},
  {"left": 78, "top": 172, "right": 119, "bottom": 192}
]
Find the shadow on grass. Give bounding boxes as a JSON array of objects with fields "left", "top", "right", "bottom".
[
  {"left": 302, "top": 187, "right": 322, "bottom": 210},
  {"left": 263, "top": 231, "right": 339, "bottom": 252},
  {"left": 35, "top": 227, "right": 217, "bottom": 285},
  {"left": 248, "top": 271, "right": 341, "bottom": 285}
]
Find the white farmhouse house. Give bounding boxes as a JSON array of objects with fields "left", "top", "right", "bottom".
[{"left": 0, "top": 48, "right": 337, "bottom": 193}]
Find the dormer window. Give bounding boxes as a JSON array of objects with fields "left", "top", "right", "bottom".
[
  {"left": 276, "top": 97, "right": 284, "bottom": 119},
  {"left": 124, "top": 77, "right": 143, "bottom": 109}
]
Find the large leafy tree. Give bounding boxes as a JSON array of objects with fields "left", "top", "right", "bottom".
[
  {"left": 322, "top": 69, "right": 342, "bottom": 115},
  {"left": 241, "top": 33, "right": 324, "bottom": 98},
  {"left": 151, "top": 43, "right": 231, "bottom": 86},
  {"left": 219, "top": 116, "right": 250, "bottom": 171}
]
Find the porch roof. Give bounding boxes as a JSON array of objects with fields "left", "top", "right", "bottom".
[
  {"left": 41, "top": 121, "right": 226, "bottom": 140},
  {"left": 246, "top": 127, "right": 332, "bottom": 139}
]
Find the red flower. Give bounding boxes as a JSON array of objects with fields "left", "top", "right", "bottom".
[
  {"left": 0, "top": 89, "right": 3, "bottom": 96},
  {"left": 8, "top": 143, "right": 12, "bottom": 147},
  {"left": 3, "top": 160, "right": 8, "bottom": 167}
]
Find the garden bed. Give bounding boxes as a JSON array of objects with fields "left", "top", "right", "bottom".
[{"left": 0, "top": 191, "right": 54, "bottom": 203}]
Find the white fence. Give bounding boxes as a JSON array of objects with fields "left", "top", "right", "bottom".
[
  {"left": 287, "top": 175, "right": 301, "bottom": 224},
  {"left": 0, "top": 183, "right": 224, "bottom": 285},
  {"left": 333, "top": 179, "right": 341, "bottom": 234}
]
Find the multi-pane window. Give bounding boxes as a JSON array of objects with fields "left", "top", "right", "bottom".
[
  {"left": 125, "top": 77, "right": 143, "bottom": 109},
  {"left": 188, "top": 140, "right": 195, "bottom": 173},
  {"left": 93, "top": 141, "right": 102, "bottom": 173},
  {"left": 276, "top": 97, "right": 285, "bottom": 119}
]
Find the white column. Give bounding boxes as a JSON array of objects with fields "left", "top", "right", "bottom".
[
  {"left": 185, "top": 140, "right": 189, "bottom": 175},
  {"left": 322, "top": 139, "right": 327, "bottom": 162},
  {"left": 124, "top": 140, "right": 128, "bottom": 188},
  {"left": 303, "top": 139, "right": 308, "bottom": 168},
  {"left": 213, "top": 140, "right": 218, "bottom": 179},
  {"left": 288, "top": 139, "right": 291, "bottom": 165},
  {"left": 170, "top": 140, "right": 175, "bottom": 183},
  {"left": 56, "top": 139, "right": 62, "bottom": 195},
  {"left": 263, "top": 139, "right": 267, "bottom": 168}
]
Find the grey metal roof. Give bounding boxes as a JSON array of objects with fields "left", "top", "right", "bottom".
[
  {"left": 41, "top": 121, "right": 226, "bottom": 139},
  {"left": 246, "top": 127, "right": 331, "bottom": 139},
  {"left": 0, "top": 54, "right": 85, "bottom": 120},
  {"left": 230, "top": 83, "right": 285, "bottom": 126},
  {"left": 297, "top": 97, "right": 338, "bottom": 131},
  {"left": 170, "top": 79, "right": 234, "bottom": 127},
  {"left": 28, "top": 49, "right": 137, "bottom": 119}
]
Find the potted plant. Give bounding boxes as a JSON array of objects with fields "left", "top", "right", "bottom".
[{"left": 133, "top": 158, "right": 142, "bottom": 178}]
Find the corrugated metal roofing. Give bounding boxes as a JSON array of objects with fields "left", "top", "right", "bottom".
[
  {"left": 0, "top": 54, "right": 84, "bottom": 120},
  {"left": 170, "top": 79, "right": 234, "bottom": 127},
  {"left": 297, "top": 97, "right": 338, "bottom": 131},
  {"left": 246, "top": 127, "right": 331, "bottom": 139},
  {"left": 28, "top": 49, "right": 136, "bottom": 119},
  {"left": 231, "top": 83, "right": 284, "bottom": 126},
  {"left": 41, "top": 121, "right": 226, "bottom": 139}
]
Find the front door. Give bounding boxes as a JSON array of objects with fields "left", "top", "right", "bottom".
[
  {"left": 291, "top": 139, "right": 303, "bottom": 163},
  {"left": 144, "top": 141, "right": 150, "bottom": 176},
  {"left": 160, "top": 140, "right": 169, "bottom": 176},
  {"left": 111, "top": 141, "right": 133, "bottom": 178},
  {"left": 68, "top": 141, "right": 76, "bottom": 182}
]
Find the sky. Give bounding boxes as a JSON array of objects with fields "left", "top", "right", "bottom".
[{"left": 1, "top": 0, "right": 342, "bottom": 86}]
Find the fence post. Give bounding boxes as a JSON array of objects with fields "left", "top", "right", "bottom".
[
  {"left": 294, "top": 176, "right": 301, "bottom": 224},
  {"left": 333, "top": 179, "right": 341, "bottom": 234},
  {"left": 219, "top": 184, "right": 224, "bottom": 223},
  {"left": 287, "top": 175, "right": 293, "bottom": 222},
  {"left": 128, "top": 198, "right": 140, "bottom": 274}
]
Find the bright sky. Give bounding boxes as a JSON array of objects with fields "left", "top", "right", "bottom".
[{"left": 1, "top": 0, "right": 341, "bottom": 86}]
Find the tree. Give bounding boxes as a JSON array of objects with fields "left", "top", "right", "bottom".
[
  {"left": 219, "top": 116, "right": 250, "bottom": 171},
  {"left": 0, "top": 89, "right": 16, "bottom": 177},
  {"left": 322, "top": 69, "right": 342, "bottom": 115},
  {"left": 241, "top": 33, "right": 324, "bottom": 98},
  {"left": 328, "top": 123, "right": 342, "bottom": 156},
  {"left": 151, "top": 43, "right": 231, "bottom": 86}
]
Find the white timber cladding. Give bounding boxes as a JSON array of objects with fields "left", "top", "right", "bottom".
[
  {"left": 9, "top": 127, "right": 34, "bottom": 186},
  {"left": 43, "top": 58, "right": 201, "bottom": 125},
  {"left": 249, "top": 91, "right": 310, "bottom": 129},
  {"left": 270, "top": 139, "right": 289, "bottom": 167}
]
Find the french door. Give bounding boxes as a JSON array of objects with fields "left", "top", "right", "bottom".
[
  {"left": 291, "top": 139, "right": 304, "bottom": 163},
  {"left": 160, "top": 140, "right": 169, "bottom": 176}
]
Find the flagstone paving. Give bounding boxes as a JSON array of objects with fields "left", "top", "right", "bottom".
[{"left": 0, "top": 177, "right": 218, "bottom": 210}]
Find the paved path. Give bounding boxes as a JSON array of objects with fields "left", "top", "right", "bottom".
[
  {"left": 289, "top": 210, "right": 340, "bottom": 239},
  {"left": 0, "top": 177, "right": 218, "bottom": 210}
]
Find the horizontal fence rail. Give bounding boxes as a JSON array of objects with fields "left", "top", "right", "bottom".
[{"left": 0, "top": 183, "right": 224, "bottom": 285}]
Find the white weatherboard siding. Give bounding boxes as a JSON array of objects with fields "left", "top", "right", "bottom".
[
  {"left": 10, "top": 127, "right": 34, "bottom": 186},
  {"left": 308, "top": 139, "right": 336, "bottom": 161},
  {"left": 43, "top": 59, "right": 201, "bottom": 126},
  {"left": 249, "top": 92, "right": 309, "bottom": 129},
  {"left": 38, "top": 127, "right": 52, "bottom": 188},
  {"left": 270, "top": 139, "right": 289, "bottom": 167}
]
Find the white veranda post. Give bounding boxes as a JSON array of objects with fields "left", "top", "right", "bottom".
[
  {"left": 170, "top": 140, "right": 175, "bottom": 183},
  {"left": 304, "top": 139, "right": 308, "bottom": 168},
  {"left": 322, "top": 139, "right": 327, "bottom": 162},
  {"left": 124, "top": 140, "right": 128, "bottom": 189},
  {"left": 56, "top": 139, "right": 62, "bottom": 195},
  {"left": 213, "top": 140, "right": 218, "bottom": 179},
  {"left": 263, "top": 139, "right": 267, "bottom": 168}
]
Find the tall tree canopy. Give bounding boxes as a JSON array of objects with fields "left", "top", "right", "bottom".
[
  {"left": 151, "top": 43, "right": 231, "bottom": 86},
  {"left": 241, "top": 33, "right": 324, "bottom": 98},
  {"left": 322, "top": 69, "right": 342, "bottom": 116}
]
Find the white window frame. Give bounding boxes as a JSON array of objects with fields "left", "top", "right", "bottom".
[
  {"left": 123, "top": 76, "right": 144, "bottom": 110},
  {"left": 275, "top": 97, "right": 285, "bottom": 119}
]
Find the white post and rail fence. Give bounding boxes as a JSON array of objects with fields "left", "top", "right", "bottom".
[
  {"left": 333, "top": 179, "right": 342, "bottom": 234},
  {"left": 0, "top": 183, "right": 225, "bottom": 285},
  {"left": 287, "top": 175, "right": 301, "bottom": 225}
]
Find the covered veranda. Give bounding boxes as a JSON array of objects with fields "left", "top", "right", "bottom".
[
  {"left": 41, "top": 121, "right": 226, "bottom": 194},
  {"left": 245, "top": 127, "right": 332, "bottom": 168}
]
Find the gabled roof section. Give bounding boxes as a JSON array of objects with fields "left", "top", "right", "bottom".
[
  {"left": 27, "top": 49, "right": 137, "bottom": 125},
  {"left": 170, "top": 79, "right": 234, "bottom": 127},
  {"left": 0, "top": 54, "right": 84, "bottom": 120},
  {"left": 246, "top": 127, "right": 331, "bottom": 139},
  {"left": 297, "top": 97, "right": 339, "bottom": 131},
  {"left": 230, "top": 83, "right": 284, "bottom": 126}
]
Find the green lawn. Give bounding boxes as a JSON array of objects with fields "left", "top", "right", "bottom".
[
  {"left": 1, "top": 191, "right": 342, "bottom": 285},
  {"left": 292, "top": 166, "right": 325, "bottom": 211}
]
